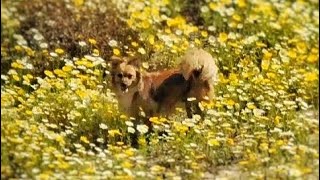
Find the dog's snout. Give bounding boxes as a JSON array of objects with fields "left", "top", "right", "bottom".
[
  {"left": 122, "top": 77, "right": 129, "bottom": 82},
  {"left": 121, "top": 83, "right": 127, "bottom": 88},
  {"left": 120, "top": 83, "right": 128, "bottom": 92}
]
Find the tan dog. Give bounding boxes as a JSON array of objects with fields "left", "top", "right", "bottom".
[{"left": 110, "top": 48, "right": 219, "bottom": 121}]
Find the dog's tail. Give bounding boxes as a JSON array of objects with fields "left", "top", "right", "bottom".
[{"left": 180, "top": 48, "right": 219, "bottom": 101}]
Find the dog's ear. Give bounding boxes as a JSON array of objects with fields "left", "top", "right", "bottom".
[
  {"left": 110, "top": 56, "right": 124, "bottom": 69},
  {"left": 127, "top": 56, "right": 141, "bottom": 68}
]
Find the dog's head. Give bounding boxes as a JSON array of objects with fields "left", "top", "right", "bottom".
[{"left": 110, "top": 56, "right": 141, "bottom": 93}]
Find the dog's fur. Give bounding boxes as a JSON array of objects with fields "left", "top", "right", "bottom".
[{"left": 110, "top": 48, "right": 219, "bottom": 120}]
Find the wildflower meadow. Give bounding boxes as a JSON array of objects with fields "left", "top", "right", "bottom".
[{"left": 1, "top": 0, "right": 319, "bottom": 179}]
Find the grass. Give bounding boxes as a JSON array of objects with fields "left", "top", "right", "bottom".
[{"left": 1, "top": 0, "right": 319, "bottom": 179}]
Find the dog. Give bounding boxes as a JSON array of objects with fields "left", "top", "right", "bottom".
[{"left": 109, "top": 48, "right": 219, "bottom": 122}]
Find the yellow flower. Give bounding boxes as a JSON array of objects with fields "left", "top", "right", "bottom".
[
  {"left": 149, "top": 117, "right": 161, "bottom": 124},
  {"left": 311, "top": 47, "right": 318, "bottom": 54},
  {"left": 44, "top": 70, "right": 55, "bottom": 78},
  {"left": 114, "top": 175, "right": 134, "bottom": 180},
  {"left": 222, "top": 0, "right": 232, "bottom": 5},
  {"left": 82, "top": 61, "right": 94, "bottom": 68},
  {"left": 93, "top": 49, "right": 99, "bottom": 56},
  {"left": 183, "top": 26, "right": 198, "bottom": 35},
  {"left": 90, "top": 69, "right": 100, "bottom": 77},
  {"left": 84, "top": 166, "right": 96, "bottom": 174},
  {"left": 120, "top": 114, "right": 127, "bottom": 119},
  {"left": 14, "top": 45, "right": 23, "bottom": 52},
  {"left": 266, "top": 72, "right": 276, "bottom": 79},
  {"left": 296, "top": 41, "right": 307, "bottom": 54},
  {"left": 259, "top": 142, "right": 269, "bottom": 151},
  {"left": 238, "top": 161, "right": 249, "bottom": 165},
  {"left": 263, "top": 50, "right": 272, "bottom": 61},
  {"left": 124, "top": 149, "right": 134, "bottom": 156},
  {"left": 229, "top": 73, "right": 238, "bottom": 81},
  {"left": 304, "top": 72, "right": 318, "bottom": 82},
  {"left": 138, "top": 137, "right": 147, "bottom": 146},
  {"left": 55, "top": 48, "right": 64, "bottom": 55},
  {"left": 150, "top": 165, "right": 166, "bottom": 173},
  {"left": 127, "top": 19, "right": 134, "bottom": 27},
  {"left": 12, "top": 74, "right": 20, "bottom": 81},
  {"left": 201, "top": 31, "right": 208, "bottom": 37},
  {"left": 256, "top": 41, "right": 267, "bottom": 48},
  {"left": 301, "top": 167, "right": 312, "bottom": 174},
  {"left": 208, "top": 139, "right": 220, "bottom": 146},
  {"left": 11, "top": 62, "right": 24, "bottom": 69},
  {"left": 121, "top": 161, "right": 134, "bottom": 168},
  {"left": 173, "top": 122, "right": 188, "bottom": 134},
  {"left": 246, "top": 102, "right": 256, "bottom": 109},
  {"left": 56, "top": 135, "right": 65, "bottom": 146},
  {"left": 193, "top": 38, "right": 200, "bottom": 45},
  {"left": 166, "top": 16, "right": 186, "bottom": 27},
  {"left": 148, "top": 35, "right": 155, "bottom": 45},
  {"left": 116, "top": 141, "right": 124, "bottom": 146},
  {"left": 26, "top": 74, "right": 33, "bottom": 79},
  {"left": 80, "top": 136, "right": 90, "bottom": 144},
  {"left": 42, "top": 49, "right": 49, "bottom": 55},
  {"left": 73, "top": 0, "right": 83, "bottom": 6},
  {"left": 26, "top": 110, "right": 33, "bottom": 115},
  {"left": 274, "top": 116, "right": 281, "bottom": 126},
  {"left": 113, "top": 48, "right": 121, "bottom": 56},
  {"left": 227, "top": 138, "right": 234, "bottom": 145},
  {"left": 307, "top": 54, "right": 318, "bottom": 63},
  {"left": 159, "top": 117, "right": 167, "bottom": 123},
  {"left": 226, "top": 99, "right": 235, "bottom": 106},
  {"left": 215, "top": 101, "right": 223, "bottom": 108},
  {"left": 108, "top": 129, "right": 122, "bottom": 137},
  {"left": 287, "top": 50, "right": 297, "bottom": 59},
  {"left": 53, "top": 69, "right": 68, "bottom": 78},
  {"left": 209, "top": 2, "right": 218, "bottom": 11},
  {"left": 232, "top": 14, "right": 242, "bottom": 22},
  {"left": 191, "top": 162, "right": 200, "bottom": 170},
  {"left": 76, "top": 74, "right": 89, "bottom": 81},
  {"left": 131, "top": 42, "right": 138, "bottom": 47},
  {"left": 141, "top": 20, "right": 151, "bottom": 29},
  {"left": 201, "top": 101, "right": 215, "bottom": 109},
  {"left": 163, "top": 28, "right": 171, "bottom": 34},
  {"left": 268, "top": 148, "right": 276, "bottom": 154},
  {"left": 276, "top": 140, "right": 284, "bottom": 146},
  {"left": 236, "top": 0, "right": 246, "bottom": 7},
  {"left": 88, "top": 38, "right": 97, "bottom": 45},
  {"left": 25, "top": 47, "right": 35, "bottom": 56},
  {"left": 38, "top": 173, "right": 51, "bottom": 180},
  {"left": 57, "top": 160, "right": 70, "bottom": 170},
  {"left": 218, "top": 32, "right": 228, "bottom": 43},
  {"left": 261, "top": 59, "right": 270, "bottom": 70},
  {"left": 62, "top": 65, "right": 73, "bottom": 72},
  {"left": 228, "top": 42, "right": 239, "bottom": 48},
  {"left": 162, "top": 0, "right": 169, "bottom": 5},
  {"left": 75, "top": 89, "right": 87, "bottom": 99}
]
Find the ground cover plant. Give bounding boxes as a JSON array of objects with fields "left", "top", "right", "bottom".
[{"left": 1, "top": 0, "right": 319, "bottom": 179}]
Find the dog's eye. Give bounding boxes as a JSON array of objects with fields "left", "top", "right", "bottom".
[
  {"left": 127, "top": 74, "right": 133, "bottom": 79},
  {"left": 117, "top": 73, "right": 123, "bottom": 78}
]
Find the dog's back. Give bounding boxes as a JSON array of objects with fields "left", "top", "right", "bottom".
[{"left": 133, "top": 69, "right": 187, "bottom": 116}]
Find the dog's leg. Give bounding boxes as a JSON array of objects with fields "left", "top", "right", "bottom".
[
  {"left": 185, "top": 101, "right": 193, "bottom": 118},
  {"left": 185, "top": 101, "right": 204, "bottom": 119},
  {"left": 194, "top": 101, "right": 204, "bottom": 119},
  {"left": 130, "top": 116, "right": 150, "bottom": 148},
  {"left": 130, "top": 130, "right": 139, "bottom": 148}
]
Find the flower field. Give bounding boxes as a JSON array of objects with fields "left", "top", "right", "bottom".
[{"left": 1, "top": 0, "right": 319, "bottom": 179}]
